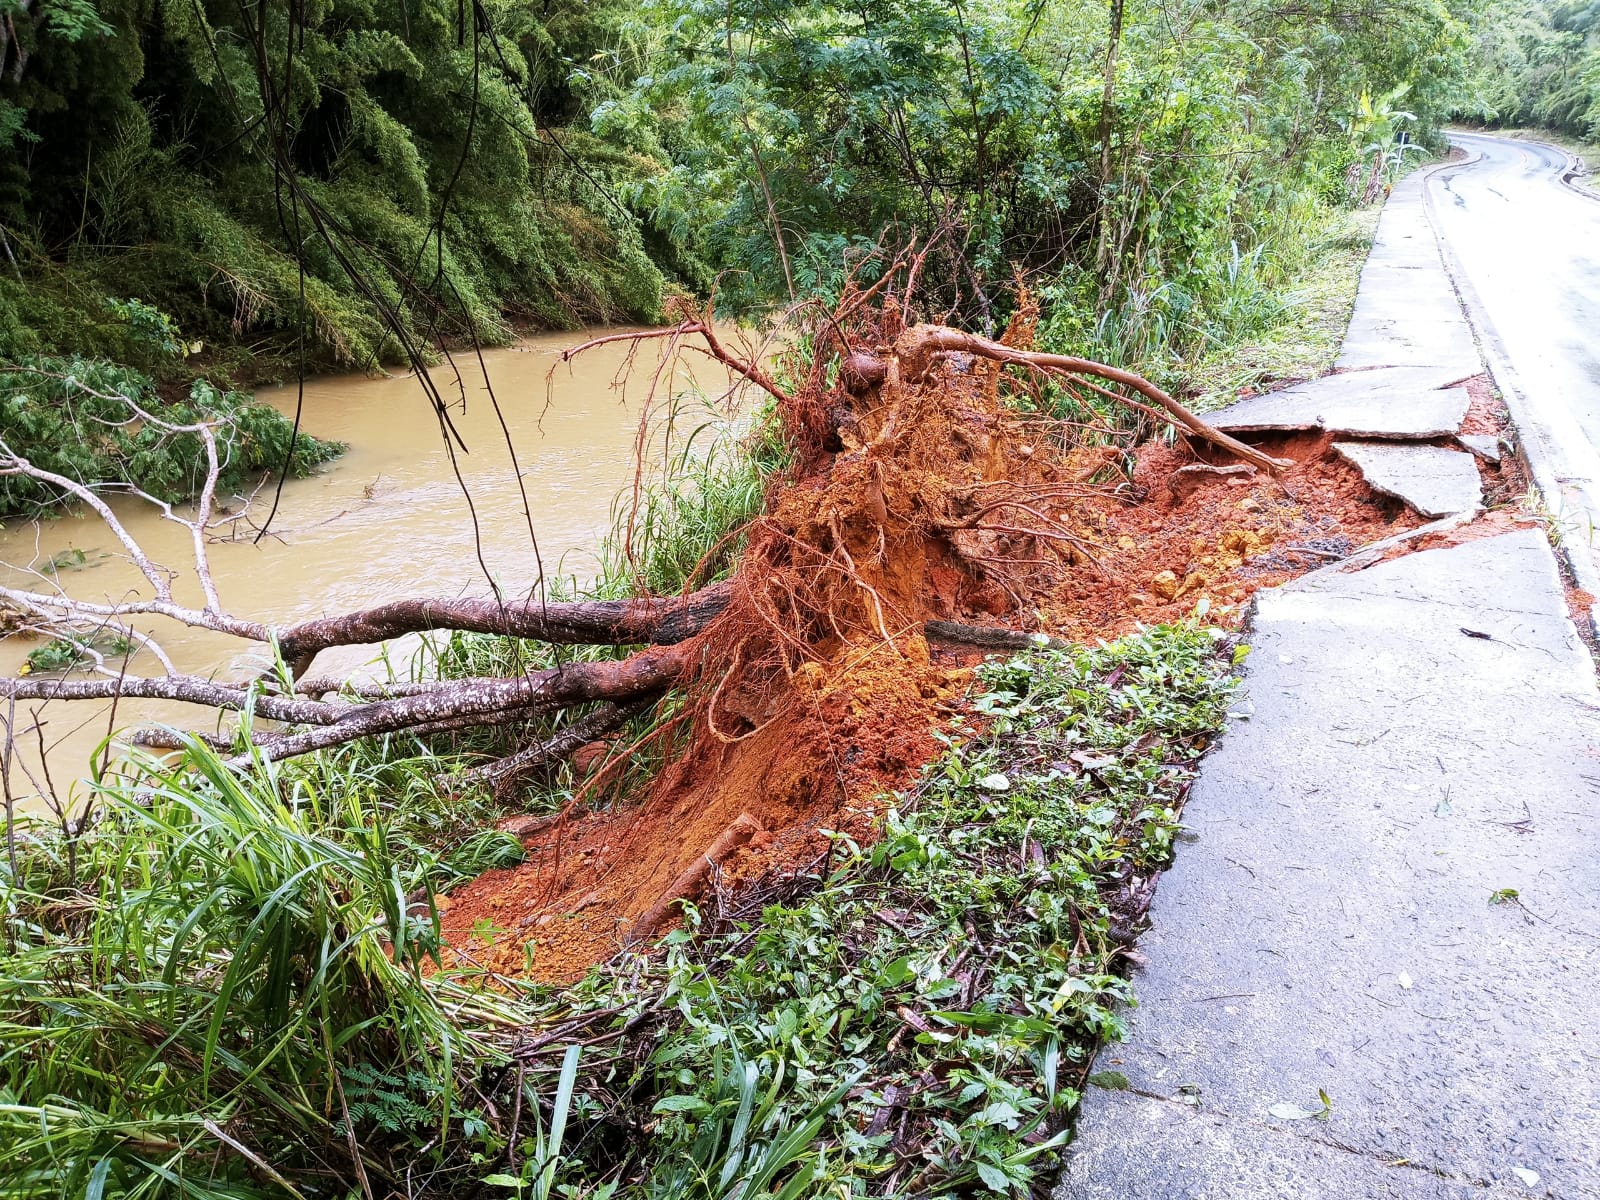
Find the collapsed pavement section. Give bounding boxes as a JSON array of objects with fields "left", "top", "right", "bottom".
[{"left": 1055, "top": 169, "right": 1600, "bottom": 1197}]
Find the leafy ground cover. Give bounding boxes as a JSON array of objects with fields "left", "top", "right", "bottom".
[
  {"left": 0, "top": 618, "right": 1238, "bottom": 1198},
  {"left": 552, "top": 625, "right": 1243, "bottom": 1198}
]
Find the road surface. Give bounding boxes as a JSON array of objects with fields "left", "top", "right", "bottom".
[{"left": 1429, "top": 132, "right": 1600, "bottom": 581}]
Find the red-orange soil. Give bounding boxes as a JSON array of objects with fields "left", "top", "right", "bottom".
[
  {"left": 1459, "top": 373, "right": 1504, "bottom": 436},
  {"left": 439, "top": 331, "right": 1526, "bottom": 984}
]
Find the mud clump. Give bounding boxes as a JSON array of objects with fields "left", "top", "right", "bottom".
[{"left": 1032, "top": 429, "right": 1418, "bottom": 639}]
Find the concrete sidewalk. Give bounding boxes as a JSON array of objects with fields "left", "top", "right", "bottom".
[{"left": 1055, "top": 173, "right": 1600, "bottom": 1197}]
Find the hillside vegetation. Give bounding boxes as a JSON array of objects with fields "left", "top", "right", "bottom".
[
  {"left": 2, "top": 0, "right": 1492, "bottom": 385},
  {"left": 1454, "top": 0, "right": 1600, "bottom": 140}
]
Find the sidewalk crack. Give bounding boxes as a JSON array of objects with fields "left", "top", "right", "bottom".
[{"left": 1116, "top": 1084, "right": 1498, "bottom": 1190}]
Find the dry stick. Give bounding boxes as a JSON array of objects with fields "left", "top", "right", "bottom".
[
  {"left": 900, "top": 325, "right": 1293, "bottom": 474},
  {"left": 452, "top": 697, "right": 656, "bottom": 793},
  {"left": 130, "top": 728, "right": 235, "bottom": 753},
  {"left": 2, "top": 697, "right": 18, "bottom": 897},
  {"left": 0, "top": 586, "right": 268, "bottom": 645},
  {"left": 0, "top": 447, "right": 174, "bottom": 600},
  {"left": 560, "top": 319, "right": 793, "bottom": 407},
  {"left": 1067, "top": 371, "right": 1167, "bottom": 429},
  {"left": 200, "top": 1121, "right": 309, "bottom": 1200},
  {"left": 133, "top": 700, "right": 547, "bottom": 756},
  {"left": 234, "top": 645, "right": 693, "bottom": 765},
  {"left": 625, "top": 812, "right": 765, "bottom": 946}
]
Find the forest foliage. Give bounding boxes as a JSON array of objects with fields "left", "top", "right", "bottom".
[
  {"left": 0, "top": 0, "right": 666, "bottom": 375},
  {"left": 0, "top": 0, "right": 1513, "bottom": 509},
  {"left": 1453, "top": 0, "right": 1600, "bottom": 138},
  {"left": 1, "top": 0, "right": 1506, "bottom": 385}
]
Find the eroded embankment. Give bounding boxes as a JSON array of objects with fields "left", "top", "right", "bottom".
[{"left": 439, "top": 331, "right": 1534, "bottom": 983}]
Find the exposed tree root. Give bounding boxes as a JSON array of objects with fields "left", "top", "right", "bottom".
[
  {"left": 923, "top": 619, "right": 1068, "bottom": 651},
  {"left": 3, "top": 280, "right": 1308, "bottom": 970},
  {"left": 624, "top": 812, "right": 765, "bottom": 946},
  {"left": 889, "top": 324, "right": 1293, "bottom": 474}
]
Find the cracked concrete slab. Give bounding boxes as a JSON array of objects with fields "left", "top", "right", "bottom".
[
  {"left": 1062, "top": 1089, "right": 1531, "bottom": 1199},
  {"left": 1208, "top": 380, "right": 1470, "bottom": 439},
  {"left": 1332, "top": 440, "right": 1483, "bottom": 517},
  {"left": 1054, "top": 531, "right": 1600, "bottom": 1200},
  {"left": 1338, "top": 312, "right": 1480, "bottom": 370},
  {"left": 1459, "top": 433, "right": 1502, "bottom": 463},
  {"left": 1365, "top": 238, "right": 1448, "bottom": 271}
]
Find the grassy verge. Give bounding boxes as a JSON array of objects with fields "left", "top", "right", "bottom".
[
  {"left": 0, "top": 613, "right": 1238, "bottom": 1197},
  {"left": 1183, "top": 203, "right": 1380, "bottom": 412}
]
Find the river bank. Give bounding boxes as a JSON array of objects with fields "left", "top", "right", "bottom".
[
  {"left": 0, "top": 327, "right": 755, "bottom": 808},
  {"left": 0, "top": 205, "right": 1424, "bottom": 1199}
]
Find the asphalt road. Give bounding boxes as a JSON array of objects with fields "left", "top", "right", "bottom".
[{"left": 1429, "top": 132, "right": 1600, "bottom": 573}]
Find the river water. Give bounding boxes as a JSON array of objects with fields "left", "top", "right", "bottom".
[{"left": 0, "top": 328, "right": 749, "bottom": 810}]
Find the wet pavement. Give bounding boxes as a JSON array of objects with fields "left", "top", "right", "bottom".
[{"left": 1431, "top": 133, "right": 1600, "bottom": 602}]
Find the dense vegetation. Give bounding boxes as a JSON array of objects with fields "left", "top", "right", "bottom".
[
  {"left": 0, "top": 357, "right": 342, "bottom": 517},
  {"left": 3, "top": 0, "right": 1485, "bottom": 384},
  {"left": 1, "top": 0, "right": 1499, "bottom": 512},
  {"left": 0, "top": 0, "right": 664, "bottom": 372},
  {"left": 1454, "top": 0, "right": 1600, "bottom": 139}
]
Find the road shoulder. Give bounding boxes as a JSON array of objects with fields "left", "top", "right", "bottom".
[{"left": 1054, "top": 166, "right": 1600, "bottom": 1199}]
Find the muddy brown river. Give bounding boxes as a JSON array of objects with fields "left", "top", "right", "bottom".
[{"left": 0, "top": 328, "right": 751, "bottom": 811}]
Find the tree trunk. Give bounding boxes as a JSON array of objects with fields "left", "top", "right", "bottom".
[
  {"left": 1094, "top": 0, "right": 1127, "bottom": 297},
  {"left": 277, "top": 582, "right": 732, "bottom": 676}
]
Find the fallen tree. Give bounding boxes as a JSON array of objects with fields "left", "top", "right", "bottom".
[{"left": 0, "top": 286, "right": 1278, "bottom": 786}]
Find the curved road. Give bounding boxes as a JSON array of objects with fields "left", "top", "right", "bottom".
[{"left": 1429, "top": 132, "right": 1600, "bottom": 576}]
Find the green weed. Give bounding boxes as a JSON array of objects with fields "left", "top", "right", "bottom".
[
  {"left": 22, "top": 632, "right": 133, "bottom": 674},
  {"left": 0, "top": 358, "right": 342, "bottom": 518}
]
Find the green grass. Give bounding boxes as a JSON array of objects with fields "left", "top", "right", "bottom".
[
  {"left": 1183, "top": 204, "right": 1380, "bottom": 412},
  {"left": 0, "top": 736, "right": 527, "bottom": 1198}
]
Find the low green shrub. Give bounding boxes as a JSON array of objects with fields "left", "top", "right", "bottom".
[{"left": 0, "top": 357, "right": 343, "bottom": 518}]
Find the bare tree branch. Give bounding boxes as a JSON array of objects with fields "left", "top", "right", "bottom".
[
  {"left": 241, "top": 645, "right": 693, "bottom": 764},
  {"left": 451, "top": 696, "right": 655, "bottom": 795},
  {"left": 276, "top": 582, "right": 731, "bottom": 675},
  {"left": 0, "top": 674, "right": 338, "bottom": 724}
]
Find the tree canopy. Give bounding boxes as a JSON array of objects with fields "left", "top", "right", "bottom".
[{"left": 0, "top": 0, "right": 1515, "bottom": 383}]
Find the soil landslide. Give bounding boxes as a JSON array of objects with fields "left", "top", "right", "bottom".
[{"left": 439, "top": 313, "right": 1529, "bottom": 983}]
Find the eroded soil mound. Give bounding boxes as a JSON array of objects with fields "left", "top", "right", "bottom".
[{"left": 439, "top": 322, "right": 1525, "bottom": 982}]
